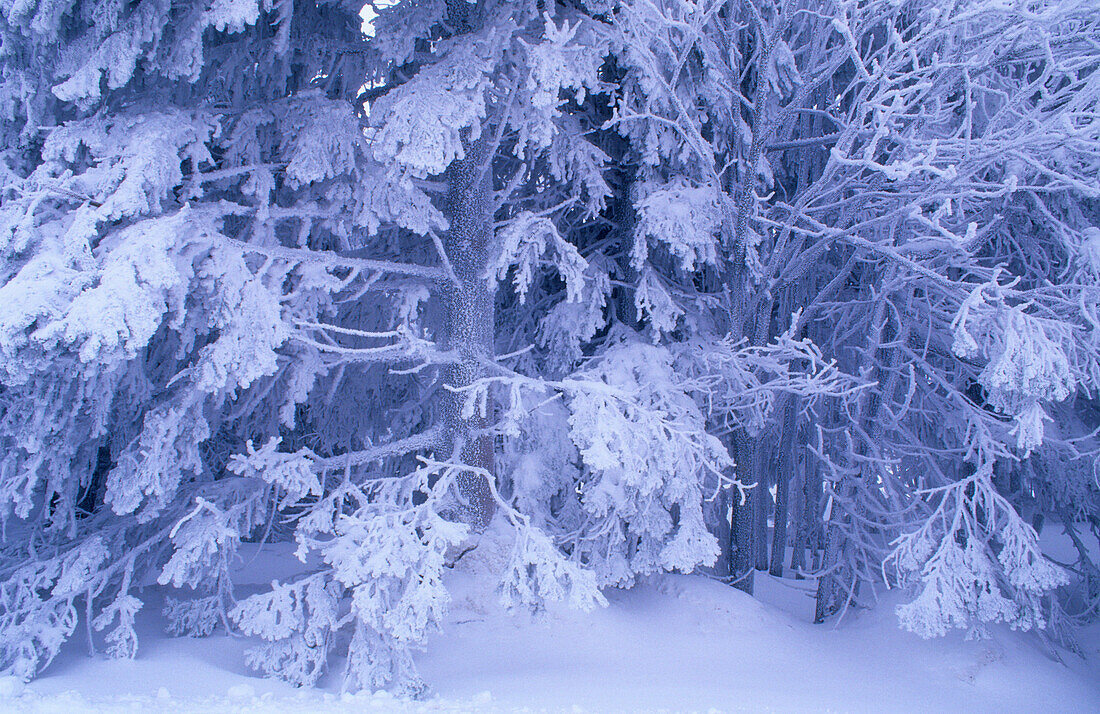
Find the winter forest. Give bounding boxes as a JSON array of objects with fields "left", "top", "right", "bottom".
[{"left": 0, "top": 0, "right": 1099, "bottom": 710}]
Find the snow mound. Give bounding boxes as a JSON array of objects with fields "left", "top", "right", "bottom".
[
  {"left": 2, "top": 689, "right": 503, "bottom": 714},
  {"left": 17, "top": 543, "right": 1099, "bottom": 713}
]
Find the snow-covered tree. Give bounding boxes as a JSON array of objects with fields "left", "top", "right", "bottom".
[
  {"left": 590, "top": 0, "right": 1100, "bottom": 638},
  {"left": 2, "top": 0, "right": 1098, "bottom": 696},
  {"left": 0, "top": 0, "right": 818, "bottom": 693},
  {"left": 0, "top": 0, "right": 402, "bottom": 683}
]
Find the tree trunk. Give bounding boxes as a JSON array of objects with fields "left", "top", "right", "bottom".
[
  {"left": 787, "top": 460, "right": 806, "bottom": 576},
  {"left": 769, "top": 478, "right": 788, "bottom": 577},
  {"left": 770, "top": 395, "right": 799, "bottom": 577},
  {"left": 814, "top": 513, "right": 845, "bottom": 623},
  {"left": 806, "top": 461, "right": 825, "bottom": 571},
  {"left": 730, "top": 433, "right": 755, "bottom": 594},
  {"left": 791, "top": 453, "right": 818, "bottom": 577},
  {"left": 441, "top": 143, "right": 496, "bottom": 532},
  {"left": 753, "top": 462, "right": 770, "bottom": 572}
]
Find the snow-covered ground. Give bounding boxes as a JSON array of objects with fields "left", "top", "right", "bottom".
[{"left": 3, "top": 537, "right": 1097, "bottom": 713}]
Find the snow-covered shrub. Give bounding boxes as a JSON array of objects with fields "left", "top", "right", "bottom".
[
  {"left": 0, "top": 0, "right": 399, "bottom": 686},
  {"left": 891, "top": 465, "right": 1068, "bottom": 638},
  {"left": 562, "top": 341, "right": 731, "bottom": 584},
  {"left": 952, "top": 272, "right": 1076, "bottom": 455}
]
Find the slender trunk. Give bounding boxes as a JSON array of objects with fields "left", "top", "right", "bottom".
[
  {"left": 753, "top": 460, "right": 770, "bottom": 572},
  {"left": 731, "top": 496, "right": 754, "bottom": 593},
  {"left": 793, "top": 454, "right": 820, "bottom": 577},
  {"left": 814, "top": 509, "right": 846, "bottom": 623},
  {"left": 788, "top": 457, "right": 806, "bottom": 576},
  {"left": 441, "top": 144, "right": 496, "bottom": 532},
  {"left": 769, "top": 478, "right": 788, "bottom": 577},
  {"left": 730, "top": 433, "right": 755, "bottom": 594},
  {"left": 770, "top": 395, "right": 799, "bottom": 576}
]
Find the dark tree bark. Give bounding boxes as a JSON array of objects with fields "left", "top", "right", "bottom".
[
  {"left": 441, "top": 142, "right": 496, "bottom": 532},
  {"left": 787, "top": 458, "right": 806, "bottom": 576},
  {"left": 730, "top": 432, "right": 755, "bottom": 594},
  {"left": 791, "top": 453, "right": 820, "bottom": 577},
  {"left": 770, "top": 395, "right": 799, "bottom": 576},
  {"left": 753, "top": 464, "right": 770, "bottom": 572},
  {"left": 814, "top": 500, "right": 845, "bottom": 623}
]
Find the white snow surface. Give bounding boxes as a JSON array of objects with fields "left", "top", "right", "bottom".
[{"left": 4, "top": 533, "right": 1098, "bottom": 714}]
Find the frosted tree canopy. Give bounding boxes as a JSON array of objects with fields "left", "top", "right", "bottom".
[{"left": 0, "top": 0, "right": 1098, "bottom": 696}]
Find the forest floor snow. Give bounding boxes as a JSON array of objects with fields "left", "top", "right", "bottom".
[{"left": 2, "top": 532, "right": 1097, "bottom": 713}]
